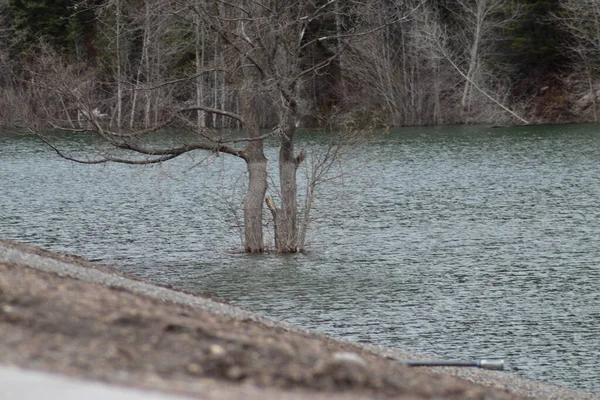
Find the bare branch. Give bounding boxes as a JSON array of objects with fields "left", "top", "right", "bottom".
[
  {"left": 35, "top": 133, "right": 182, "bottom": 165},
  {"left": 114, "top": 139, "right": 244, "bottom": 159},
  {"left": 180, "top": 105, "right": 245, "bottom": 123}
]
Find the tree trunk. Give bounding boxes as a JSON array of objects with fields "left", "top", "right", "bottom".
[
  {"left": 461, "top": 9, "right": 483, "bottom": 111},
  {"left": 115, "top": 0, "right": 123, "bottom": 129},
  {"left": 195, "top": 11, "right": 206, "bottom": 128},
  {"left": 213, "top": 37, "right": 219, "bottom": 128},
  {"left": 267, "top": 113, "right": 301, "bottom": 254},
  {"left": 277, "top": 132, "right": 298, "bottom": 252},
  {"left": 297, "top": 178, "right": 314, "bottom": 252},
  {"left": 143, "top": 0, "right": 152, "bottom": 129},
  {"left": 240, "top": 87, "right": 267, "bottom": 253}
]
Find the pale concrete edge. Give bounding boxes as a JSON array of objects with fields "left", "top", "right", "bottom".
[
  {"left": 0, "top": 364, "right": 196, "bottom": 400},
  {"left": 1, "top": 240, "right": 597, "bottom": 400}
]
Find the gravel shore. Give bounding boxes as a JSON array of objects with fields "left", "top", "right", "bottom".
[{"left": 1, "top": 239, "right": 597, "bottom": 400}]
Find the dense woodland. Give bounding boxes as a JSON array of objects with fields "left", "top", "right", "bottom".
[
  {"left": 2, "top": 0, "right": 600, "bottom": 254},
  {"left": 1, "top": 0, "right": 600, "bottom": 129}
]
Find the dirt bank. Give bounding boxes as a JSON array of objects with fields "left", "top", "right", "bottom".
[{"left": 0, "top": 240, "right": 595, "bottom": 399}]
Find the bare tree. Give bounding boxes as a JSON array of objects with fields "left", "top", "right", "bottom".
[
  {"left": 342, "top": 0, "right": 452, "bottom": 126},
  {"left": 188, "top": 0, "right": 355, "bottom": 253},
  {"left": 0, "top": 0, "right": 19, "bottom": 128},
  {"left": 557, "top": 0, "right": 600, "bottom": 121},
  {"left": 23, "top": 0, "right": 381, "bottom": 254},
  {"left": 414, "top": 0, "right": 528, "bottom": 124}
]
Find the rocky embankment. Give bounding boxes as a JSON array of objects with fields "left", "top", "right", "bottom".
[{"left": 0, "top": 239, "right": 597, "bottom": 399}]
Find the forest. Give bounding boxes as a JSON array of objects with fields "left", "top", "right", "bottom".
[{"left": 1, "top": 0, "right": 600, "bottom": 130}]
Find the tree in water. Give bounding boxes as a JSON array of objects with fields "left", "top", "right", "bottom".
[{"left": 22, "top": 0, "right": 377, "bottom": 254}]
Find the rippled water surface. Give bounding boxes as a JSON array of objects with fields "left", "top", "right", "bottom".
[{"left": 1, "top": 125, "right": 599, "bottom": 394}]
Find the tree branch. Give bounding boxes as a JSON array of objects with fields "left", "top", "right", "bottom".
[
  {"left": 35, "top": 134, "right": 183, "bottom": 165},
  {"left": 180, "top": 105, "right": 245, "bottom": 123},
  {"left": 114, "top": 140, "right": 244, "bottom": 159}
]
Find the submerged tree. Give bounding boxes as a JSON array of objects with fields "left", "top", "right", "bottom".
[{"left": 23, "top": 0, "right": 380, "bottom": 254}]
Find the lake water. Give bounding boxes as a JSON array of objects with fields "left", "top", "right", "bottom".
[{"left": 1, "top": 125, "right": 599, "bottom": 395}]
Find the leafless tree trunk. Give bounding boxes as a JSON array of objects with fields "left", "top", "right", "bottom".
[
  {"left": 194, "top": 7, "right": 206, "bottom": 128},
  {"left": 267, "top": 112, "right": 303, "bottom": 253},
  {"left": 0, "top": 0, "right": 16, "bottom": 128},
  {"left": 240, "top": 85, "right": 268, "bottom": 253},
  {"left": 115, "top": 0, "right": 123, "bottom": 129},
  {"left": 335, "top": 0, "right": 348, "bottom": 105}
]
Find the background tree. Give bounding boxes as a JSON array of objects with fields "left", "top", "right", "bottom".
[
  {"left": 343, "top": 0, "right": 450, "bottom": 126},
  {"left": 411, "top": 0, "right": 529, "bottom": 124},
  {"left": 441, "top": 0, "right": 527, "bottom": 122},
  {"left": 8, "top": 0, "right": 95, "bottom": 59},
  {"left": 503, "top": 0, "right": 563, "bottom": 78},
  {"left": 556, "top": 0, "right": 600, "bottom": 121},
  {"left": 0, "top": 0, "right": 14, "bottom": 127},
  {"left": 5, "top": 0, "right": 596, "bottom": 131}
]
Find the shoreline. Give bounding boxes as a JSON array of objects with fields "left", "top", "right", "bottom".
[
  {"left": 1, "top": 121, "right": 600, "bottom": 137},
  {"left": 0, "top": 239, "right": 597, "bottom": 399}
]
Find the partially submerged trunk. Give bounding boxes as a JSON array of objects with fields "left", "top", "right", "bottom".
[
  {"left": 244, "top": 156, "right": 267, "bottom": 253},
  {"left": 267, "top": 113, "right": 305, "bottom": 254},
  {"left": 276, "top": 129, "right": 299, "bottom": 253},
  {"left": 241, "top": 88, "right": 267, "bottom": 253}
]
